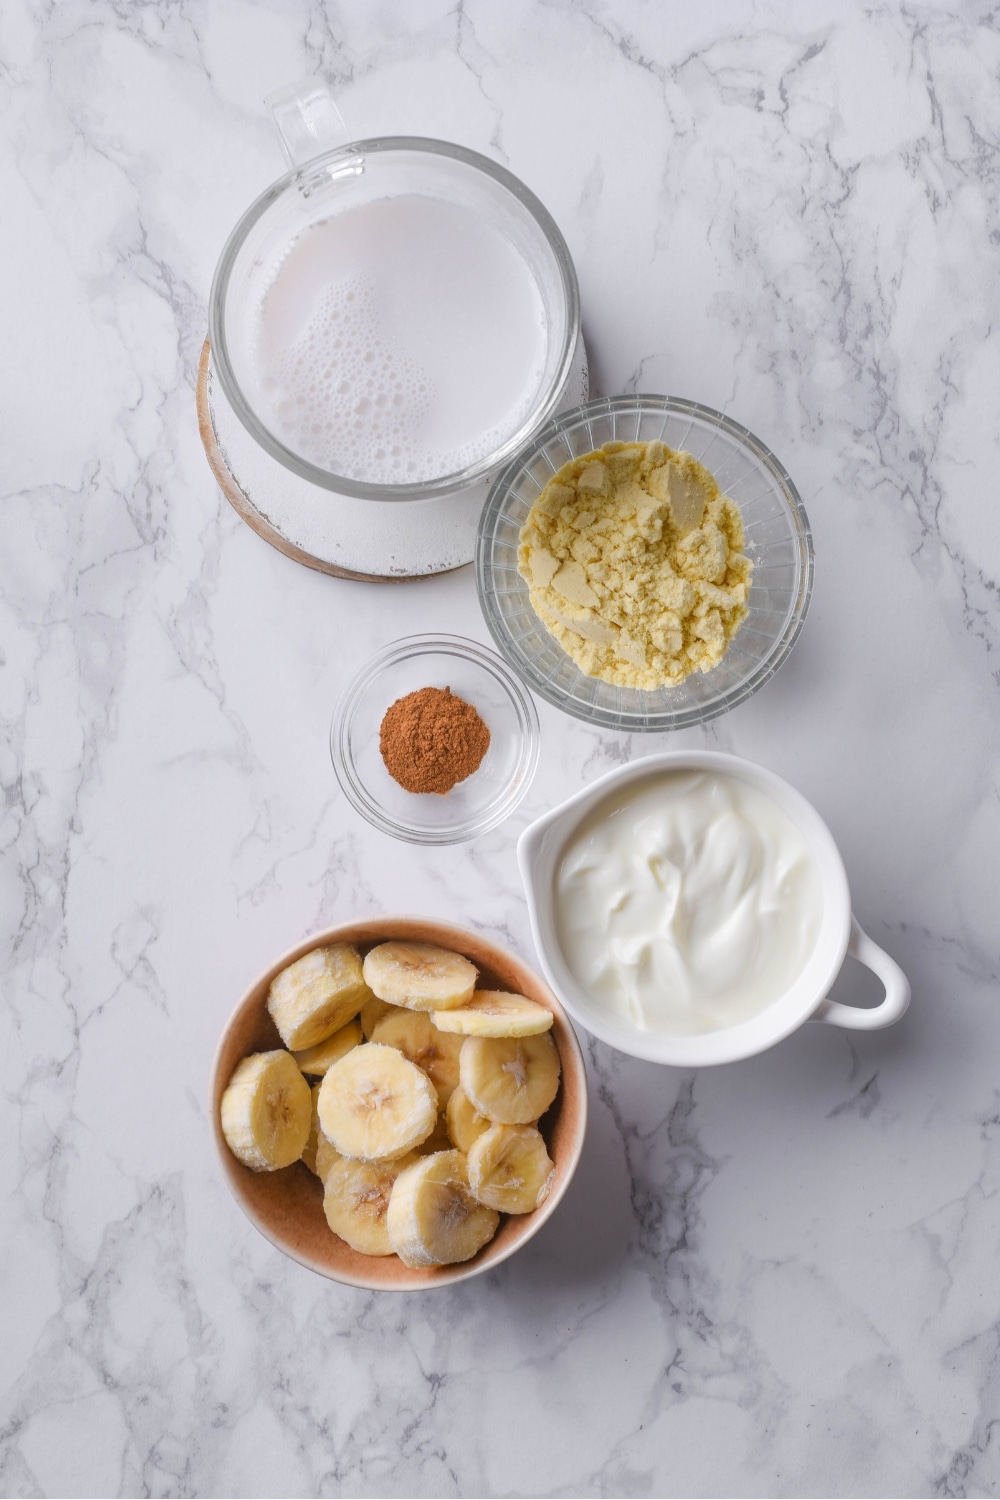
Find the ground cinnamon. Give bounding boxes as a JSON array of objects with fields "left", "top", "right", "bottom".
[{"left": 379, "top": 687, "right": 491, "bottom": 795}]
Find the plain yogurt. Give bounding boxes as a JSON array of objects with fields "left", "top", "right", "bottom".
[{"left": 554, "top": 770, "right": 823, "bottom": 1035}]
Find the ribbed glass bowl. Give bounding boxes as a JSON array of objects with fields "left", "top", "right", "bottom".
[{"left": 476, "top": 395, "right": 813, "bottom": 731}]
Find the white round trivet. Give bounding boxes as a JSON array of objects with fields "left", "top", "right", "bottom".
[{"left": 196, "top": 336, "right": 590, "bottom": 581}]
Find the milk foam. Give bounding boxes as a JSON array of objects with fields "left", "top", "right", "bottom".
[{"left": 250, "top": 194, "right": 550, "bottom": 484}]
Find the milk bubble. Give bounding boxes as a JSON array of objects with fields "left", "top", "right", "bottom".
[{"left": 249, "top": 194, "right": 549, "bottom": 485}]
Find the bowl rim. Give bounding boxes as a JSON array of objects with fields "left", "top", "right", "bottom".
[
  {"left": 329, "top": 633, "right": 541, "bottom": 845},
  {"left": 209, "top": 915, "right": 589, "bottom": 1290},
  {"left": 517, "top": 750, "right": 853, "bottom": 1066},
  {"left": 475, "top": 393, "right": 814, "bottom": 731}
]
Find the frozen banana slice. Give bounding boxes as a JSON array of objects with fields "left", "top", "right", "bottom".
[
  {"left": 301, "top": 1083, "right": 323, "bottom": 1175},
  {"left": 315, "top": 1132, "right": 340, "bottom": 1184},
  {"left": 432, "top": 990, "right": 554, "bottom": 1038},
  {"left": 303, "top": 1091, "right": 343, "bottom": 1183},
  {"left": 371, "top": 1009, "right": 464, "bottom": 1105},
  {"left": 267, "top": 945, "right": 370, "bottom": 1051},
  {"left": 293, "top": 1016, "right": 363, "bottom": 1076},
  {"left": 386, "top": 1150, "right": 499, "bottom": 1268},
  {"left": 318, "top": 1043, "right": 437, "bottom": 1161},
  {"left": 467, "top": 1124, "right": 555, "bottom": 1214},
  {"left": 460, "top": 1032, "right": 561, "bottom": 1125},
  {"left": 445, "top": 1087, "right": 492, "bottom": 1153},
  {"left": 414, "top": 1111, "right": 452, "bottom": 1155},
  {"left": 362, "top": 941, "right": 476, "bottom": 1012},
  {"left": 220, "top": 1050, "right": 312, "bottom": 1172},
  {"left": 323, "top": 1151, "right": 420, "bottom": 1256},
  {"left": 360, "top": 994, "right": 400, "bottom": 1039}
]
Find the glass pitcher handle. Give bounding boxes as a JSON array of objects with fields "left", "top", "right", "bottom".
[{"left": 266, "top": 78, "right": 351, "bottom": 168}]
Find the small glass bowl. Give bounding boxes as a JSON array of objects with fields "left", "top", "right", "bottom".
[
  {"left": 476, "top": 395, "right": 814, "bottom": 731},
  {"left": 330, "top": 634, "right": 540, "bottom": 844}
]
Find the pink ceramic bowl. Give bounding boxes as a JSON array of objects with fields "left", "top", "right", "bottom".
[{"left": 210, "top": 915, "right": 588, "bottom": 1290}]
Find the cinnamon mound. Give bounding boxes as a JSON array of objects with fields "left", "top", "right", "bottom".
[{"left": 379, "top": 687, "right": 491, "bottom": 795}]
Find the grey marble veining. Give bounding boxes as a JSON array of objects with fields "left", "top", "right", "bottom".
[{"left": 2, "top": 2, "right": 999, "bottom": 1496}]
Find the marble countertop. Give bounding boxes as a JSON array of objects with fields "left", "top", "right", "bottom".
[{"left": 3, "top": 3, "right": 998, "bottom": 1496}]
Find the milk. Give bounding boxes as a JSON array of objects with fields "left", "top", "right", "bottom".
[{"left": 250, "top": 194, "right": 549, "bottom": 484}]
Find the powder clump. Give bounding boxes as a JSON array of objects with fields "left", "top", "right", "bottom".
[
  {"left": 379, "top": 687, "right": 491, "bottom": 795},
  {"left": 517, "top": 440, "right": 753, "bottom": 689}
]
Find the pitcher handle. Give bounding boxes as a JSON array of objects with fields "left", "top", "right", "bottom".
[
  {"left": 811, "top": 916, "right": 910, "bottom": 1031},
  {"left": 266, "top": 78, "right": 351, "bottom": 168}
]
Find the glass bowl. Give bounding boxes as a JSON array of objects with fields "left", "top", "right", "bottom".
[
  {"left": 330, "top": 634, "right": 540, "bottom": 844},
  {"left": 476, "top": 395, "right": 814, "bottom": 731}
]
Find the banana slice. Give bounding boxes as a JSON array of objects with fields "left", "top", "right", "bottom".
[
  {"left": 467, "top": 1124, "right": 555, "bottom": 1214},
  {"left": 323, "top": 1151, "right": 420, "bottom": 1256},
  {"left": 371, "top": 1009, "right": 464, "bottom": 1106},
  {"left": 415, "top": 1111, "right": 452, "bottom": 1155},
  {"left": 293, "top": 1016, "right": 363, "bottom": 1076},
  {"left": 362, "top": 941, "right": 477, "bottom": 1012},
  {"left": 220, "top": 1050, "right": 312, "bottom": 1172},
  {"left": 386, "top": 1150, "right": 500, "bottom": 1268},
  {"left": 303, "top": 1093, "right": 342, "bottom": 1184},
  {"left": 301, "top": 1083, "right": 323, "bottom": 1174},
  {"left": 445, "top": 1087, "right": 492, "bottom": 1153},
  {"left": 460, "top": 1032, "right": 561, "bottom": 1125},
  {"left": 432, "top": 990, "right": 554, "bottom": 1038},
  {"left": 360, "top": 994, "right": 400, "bottom": 1039},
  {"left": 267, "top": 944, "right": 371, "bottom": 1051},
  {"left": 315, "top": 1132, "right": 340, "bottom": 1184},
  {"left": 318, "top": 1043, "right": 438, "bottom": 1161}
]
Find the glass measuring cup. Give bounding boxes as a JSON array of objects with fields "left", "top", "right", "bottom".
[{"left": 208, "top": 80, "right": 581, "bottom": 502}]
